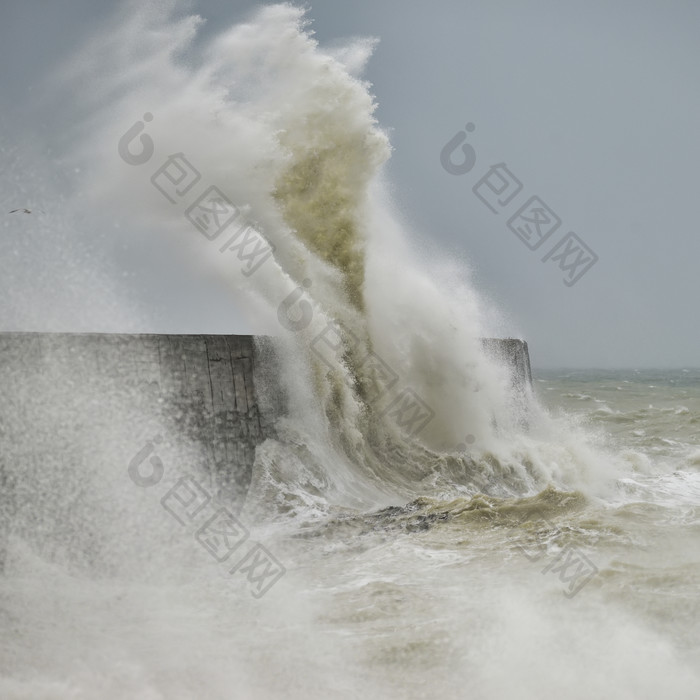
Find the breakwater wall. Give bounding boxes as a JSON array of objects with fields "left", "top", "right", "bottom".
[{"left": 0, "top": 333, "right": 532, "bottom": 524}]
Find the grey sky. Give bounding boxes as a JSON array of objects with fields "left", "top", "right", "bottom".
[{"left": 1, "top": 0, "right": 699, "bottom": 367}]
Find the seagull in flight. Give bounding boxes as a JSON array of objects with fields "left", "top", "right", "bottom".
[{"left": 9, "top": 208, "right": 32, "bottom": 214}]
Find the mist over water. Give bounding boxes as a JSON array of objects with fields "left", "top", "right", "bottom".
[{"left": 1, "top": 3, "right": 699, "bottom": 698}]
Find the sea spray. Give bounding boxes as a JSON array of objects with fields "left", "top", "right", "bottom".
[{"left": 46, "top": 1, "right": 626, "bottom": 510}]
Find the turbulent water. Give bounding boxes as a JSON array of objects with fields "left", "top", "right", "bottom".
[{"left": 1, "top": 3, "right": 699, "bottom": 698}]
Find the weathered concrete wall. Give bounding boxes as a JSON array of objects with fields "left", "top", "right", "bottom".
[
  {"left": 0, "top": 332, "right": 533, "bottom": 568},
  {"left": 0, "top": 334, "right": 277, "bottom": 518},
  {"left": 0, "top": 334, "right": 531, "bottom": 518},
  {"left": 482, "top": 338, "right": 533, "bottom": 392}
]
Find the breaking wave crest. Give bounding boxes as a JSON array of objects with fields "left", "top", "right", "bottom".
[{"left": 57, "top": 1, "right": 620, "bottom": 513}]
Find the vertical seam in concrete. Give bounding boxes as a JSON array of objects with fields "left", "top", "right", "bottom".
[
  {"left": 251, "top": 340, "right": 264, "bottom": 437},
  {"left": 156, "top": 335, "right": 163, "bottom": 390},
  {"left": 223, "top": 335, "right": 237, "bottom": 412},
  {"left": 204, "top": 337, "right": 216, "bottom": 411}
]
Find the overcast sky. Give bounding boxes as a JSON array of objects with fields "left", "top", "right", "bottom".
[{"left": 1, "top": 0, "right": 699, "bottom": 368}]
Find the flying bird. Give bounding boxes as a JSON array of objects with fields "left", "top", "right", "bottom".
[{"left": 9, "top": 208, "right": 32, "bottom": 214}]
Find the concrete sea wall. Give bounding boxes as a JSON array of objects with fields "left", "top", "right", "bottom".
[
  {"left": 0, "top": 334, "right": 279, "bottom": 531},
  {"left": 481, "top": 338, "right": 533, "bottom": 393},
  {"left": 0, "top": 333, "right": 532, "bottom": 546}
]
